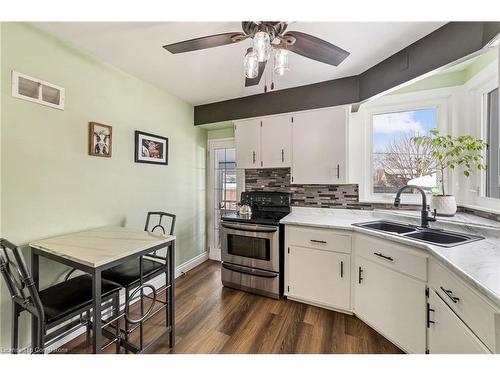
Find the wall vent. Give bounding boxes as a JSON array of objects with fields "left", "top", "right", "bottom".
[{"left": 11, "top": 71, "right": 65, "bottom": 110}]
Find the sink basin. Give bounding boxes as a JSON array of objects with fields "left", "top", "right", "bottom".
[
  {"left": 403, "top": 229, "right": 481, "bottom": 246},
  {"left": 353, "top": 220, "right": 484, "bottom": 247},
  {"left": 355, "top": 220, "right": 416, "bottom": 234}
]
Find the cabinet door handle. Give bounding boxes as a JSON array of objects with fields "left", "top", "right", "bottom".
[
  {"left": 340, "top": 261, "right": 344, "bottom": 278},
  {"left": 252, "top": 151, "right": 256, "bottom": 164},
  {"left": 337, "top": 164, "right": 340, "bottom": 179},
  {"left": 440, "top": 286, "right": 460, "bottom": 303},
  {"left": 281, "top": 149, "right": 284, "bottom": 162},
  {"left": 358, "top": 266, "right": 363, "bottom": 284},
  {"left": 310, "top": 239, "right": 327, "bottom": 244},
  {"left": 427, "top": 303, "right": 435, "bottom": 328},
  {"left": 373, "top": 252, "right": 394, "bottom": 262}
]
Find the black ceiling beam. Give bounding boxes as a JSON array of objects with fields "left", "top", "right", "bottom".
[{"left": 194, "top": 22, "right": 500, "bottom": 125}]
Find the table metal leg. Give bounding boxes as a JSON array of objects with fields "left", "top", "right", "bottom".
[
  {"left": 92, "top": 269, "right": 102, "bottom": 354},
  {"left": 168, "top": 242, "right": 175, "bottom": 348},
  {"left": 30, "top": 249, "right": 39, "bottom": 353}
]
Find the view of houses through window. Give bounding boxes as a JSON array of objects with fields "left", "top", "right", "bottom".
[{"left": 372, "top": 108, "right": 438, "bottom": 194}]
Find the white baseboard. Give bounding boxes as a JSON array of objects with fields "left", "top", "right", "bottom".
[{"left": 43, "top": 251, "right": 209, "bottom": 353}]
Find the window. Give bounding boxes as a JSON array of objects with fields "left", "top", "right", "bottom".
[
  {"left": 485, "top": 88, "right": 499, "bottom": 198},
  {"left": 372, "top": 108, "right": 438, "bottom": 195}
]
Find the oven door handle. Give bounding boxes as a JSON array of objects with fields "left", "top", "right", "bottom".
[
  {"left": 220, "top": 222, "right": 278, "bottom": 233},
  {"left": 222, "top": 263, "right": 278, "bottom": 278}
]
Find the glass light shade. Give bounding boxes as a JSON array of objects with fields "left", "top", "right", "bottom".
[
  {"left": 274, "top": 48, "right": 289, "bottom": 76},
  {"left": 243, "top": 49, "right": 259, "bottom": 79},
  {"left": 253, "top": 31, "right": 271, "bottom": 62}
]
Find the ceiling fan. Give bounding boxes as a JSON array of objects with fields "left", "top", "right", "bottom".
[{"left": 163, "top": 21, "right": 350, "bottom": 88}]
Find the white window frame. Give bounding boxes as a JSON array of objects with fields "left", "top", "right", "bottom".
[
  {"left": 207, "top": 137, "right": 235, "bottom": 261},
  {"left": 359, "top": 89, "right": 452, "bottom": 204},
  {"left": 11, "top": 70, "right": 65, "bottom": 110}
]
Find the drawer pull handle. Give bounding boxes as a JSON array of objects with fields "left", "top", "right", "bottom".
[
  {"left": 373, "top": 252, "right": 394, "bottom": 262},
  {"left": 340, "top": 261, "right": 344, "bottom": 278},
  {"left": 310, "top": 239, "right": 327, "bottom": 244},
  {"left": 358, "top": 266, "right": 363, "bottom": 284},
  {"left": 440, "top": 286, "right": 460, "bottom": 303}
]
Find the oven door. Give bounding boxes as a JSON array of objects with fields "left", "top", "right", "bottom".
[{"left": 220, "top": 221, "right": 279, "bottom": 273}]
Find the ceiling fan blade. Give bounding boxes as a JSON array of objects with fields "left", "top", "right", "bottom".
[
  {"left": 284, "top": 31, "right": 350, "bottom": 66},
  {"left": 163, "top": 32, "right": 247, "bottom": 54},
  {"left": 245, "top": 60, "right": 267, "bottom": 87}
]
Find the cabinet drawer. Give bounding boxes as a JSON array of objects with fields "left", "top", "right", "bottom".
[
  {"left": 354, "top": 234, "right": 427, "bottom": 281},
  {"left": 429, "top": 258, "right": 499, "bottom": 352},
  {"left": 287, "top": 225, "right": 351, "bottom": 253}
]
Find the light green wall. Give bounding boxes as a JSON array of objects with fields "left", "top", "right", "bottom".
[
  {"left": 207, "top": 126, "right": 234, "bottom": 139},
  {"left": 0, "top": 22, "right": 207, "bottom": 350},
  {"left": 393, "top": 48, "right": 498, "bottom": 95}
]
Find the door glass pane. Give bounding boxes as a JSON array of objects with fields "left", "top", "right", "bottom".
[{"left": 213, "top": 147, "right": 237, "bottom": 249}]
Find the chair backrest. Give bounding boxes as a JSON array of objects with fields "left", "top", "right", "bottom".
[
  {"left": 0, "top": 239, "right": 44, "bottom": 318},
  {"left": 144, "top": 212, "right": 176, "bottom": 236}
]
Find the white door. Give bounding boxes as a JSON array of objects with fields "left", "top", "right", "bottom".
[
  {"left": 287, "top": 246, "right": 350, "bottom": 311},
  {"left": 235, "top": 119, "right": 261, "bottom": 169},
  {"left": 354, "top": 256, "right": 426, "bottom": 353},
  {"left": 261, "top": 115, "right": 292, "bottom": 168},
  {"left": 208, "top": 139, "right": 237, "bottom": 261},
  {"left": 291, "top": 107, "right": 347, "bottom": 184},
  {"left": 427, "top": 288, "right": 490, "bottom": 354}
]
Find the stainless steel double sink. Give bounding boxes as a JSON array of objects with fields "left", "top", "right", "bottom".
[{"left": 352, "top": 220, "right": 484, "bottom": 247}]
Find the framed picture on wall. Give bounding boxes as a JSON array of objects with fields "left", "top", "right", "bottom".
[
  {"left": 135, "top": 130, "right": 169, "bottom": 165},
  {"left": 89, "top": 122, "right": 112, "bottom": 157}
]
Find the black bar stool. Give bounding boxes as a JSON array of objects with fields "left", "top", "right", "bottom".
[
  {"left": 0, "top": 238, "right": 122, "bottom": 354},
  {"left": 102, "top": 212, "right": 176, "bottom": 351}
]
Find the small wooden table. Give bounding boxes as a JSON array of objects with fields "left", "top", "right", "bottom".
[{"left": 29, "top": 226, "right": 176, "bottom": 353}]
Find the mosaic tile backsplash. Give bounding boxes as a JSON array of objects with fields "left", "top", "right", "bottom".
[{"left": 244, "top": 168, "right": 410, "bottom": 210}]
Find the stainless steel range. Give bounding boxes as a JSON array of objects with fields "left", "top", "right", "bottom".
[{"left": 220, "top": 191, "right": 291, "bottom": 299}]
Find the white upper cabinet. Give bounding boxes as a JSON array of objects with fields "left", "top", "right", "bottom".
[
  {"left": 234, "top": 119, "right": 261, "bottom": 169},
  {"left": 291, "top": 106, "right": 348, "bottom": 184},
  {"left": 261, "top": 115, "right": 292, "bottom": 168}
]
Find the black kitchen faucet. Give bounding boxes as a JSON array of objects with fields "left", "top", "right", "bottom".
[{"left": 394, "top": 185, "right": 437, "bottom": 228}]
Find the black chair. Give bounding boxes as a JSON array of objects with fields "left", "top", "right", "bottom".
[
  {"left": 101, "top": 212, "right": 176, "bottom": 350},
  {"left": 0, "top": 238, "right": 122, "bottom": 354}
]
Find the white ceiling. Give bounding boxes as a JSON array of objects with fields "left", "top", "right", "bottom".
[{"left": 33, "top": 22, "right": 446, "bottom": 105}]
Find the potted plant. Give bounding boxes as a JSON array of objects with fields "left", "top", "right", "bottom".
[{"left": 413, "top": 130, "right": 487, "bottom": 216}]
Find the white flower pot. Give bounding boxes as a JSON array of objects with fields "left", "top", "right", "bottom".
[{"left": 430, "top": 195, "right": 457, "bottom": 217}]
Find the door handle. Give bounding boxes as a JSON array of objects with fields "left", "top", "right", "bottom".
[
  {"left": 340, "top": 261, "right": 344, "bottom": 278},
  {"left": 252, "top": 151, "right": 256, "bottom": 164},
  {"left": 281, "top": 149, "right": 284, "bottom": 162},
  {"left": 358, "top": 266, "right": 363, "bottom": 284},
  {"left": 440, "top": 286, "right": 460, "bottom": 303},
  {"left": 427, "top": 303, "right": 435, "bottom": 328},
  {"left": 337, "top": 164, "right": 340, "bottom": 179}
]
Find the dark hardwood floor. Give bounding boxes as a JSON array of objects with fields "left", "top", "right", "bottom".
[{"left": 61, "top": 260, "right": 403, "bottom": 354}]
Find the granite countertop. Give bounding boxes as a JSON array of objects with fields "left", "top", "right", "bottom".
[{"left": 281, "top": 207, "right": 500, "bottom": 307}]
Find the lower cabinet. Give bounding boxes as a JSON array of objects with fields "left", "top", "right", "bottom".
[
  {"left": 354, "top": 255, "right": 426, "bottom": 354},
  {"left": 287, "top": 245, "right": 351, "bottom": 311},
  {"left": 427, "top": 288, "right": 491, "bottom": 353}
]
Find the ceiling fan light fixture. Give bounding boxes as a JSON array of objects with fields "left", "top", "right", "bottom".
[
  {"left": 274, "top": 48, "right": 289, "bottom": 76},
  {"left": 253, "top": 31, "right": 271, "bottom": 62},
  {"left": 243, "top": 48, "right": 259, "bottom": 79}
]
